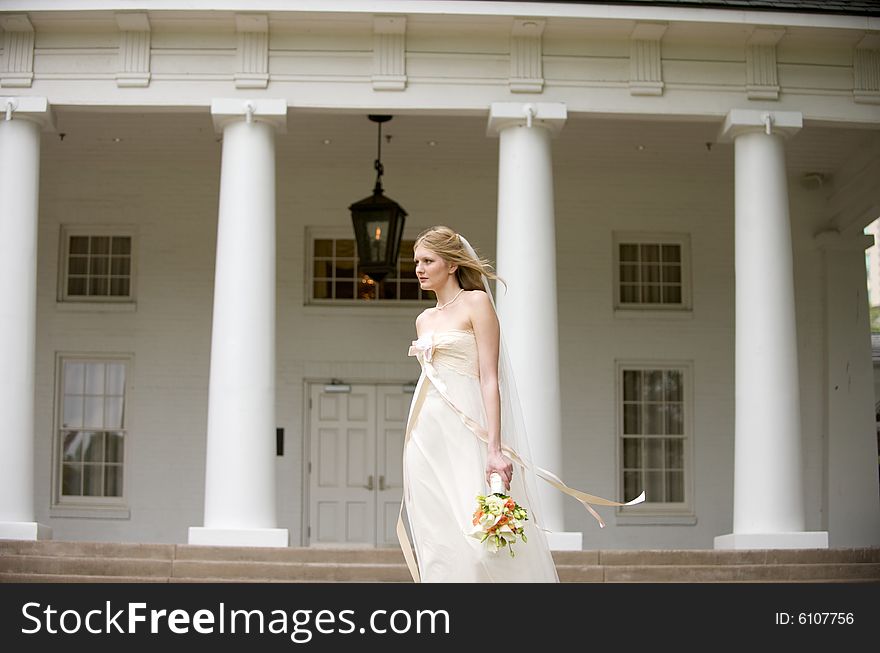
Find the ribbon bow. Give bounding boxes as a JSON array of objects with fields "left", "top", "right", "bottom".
[{"left": 407, "top": 334, "right": 434, "bottom": 362}]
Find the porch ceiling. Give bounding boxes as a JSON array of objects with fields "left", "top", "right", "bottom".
[{"left": 44, "top": 107, "right": 880, "bottom": 232}]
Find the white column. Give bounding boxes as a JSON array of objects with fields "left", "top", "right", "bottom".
[
  {"left": 189, "top": 99, "right": 288, "bottom": 547},
  {"left": 0, "top": 96, "right": 52, "bottom": 540},
  {"left": 487, "top": 103, "right": 581, "bottom": 550},
  {"left": 714, "top": 109, "right": 827, "bottom": 549},
  {"left": 817, "top": 231, "right": 880, "bottom": 546}
]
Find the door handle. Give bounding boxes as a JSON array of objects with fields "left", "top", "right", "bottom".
[
  {"left": 379, "top": 475, "right": 386, "bottom": 491},
  {"left": 366, "top": 475, "right": 374, "bottom": 491}
]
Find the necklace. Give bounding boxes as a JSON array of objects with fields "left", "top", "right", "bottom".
[{"left": 435, "top": 288, "right": 464, "bottom": 311}]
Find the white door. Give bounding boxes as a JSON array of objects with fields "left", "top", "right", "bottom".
[{"left": 308, "top": 383, "right": 409, "bottom": 547}]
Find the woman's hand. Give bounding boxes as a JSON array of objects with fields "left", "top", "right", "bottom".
[{"left": 486, "top": 450, "right": 513, "bottom": 492}]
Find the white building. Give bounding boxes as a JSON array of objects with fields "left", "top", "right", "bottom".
[{"left": 1, "top": 0, "right": 879, "bottom": 552}]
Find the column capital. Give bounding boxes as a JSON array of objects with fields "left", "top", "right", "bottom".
[
  {"left": 0, "top": 96, "right": 55, "bottom": 131},
  {"left": 717, "top": 108, "right": 801, "bottom": 142},
  {"left": 210, "top": 98, "right": 287, "bottom": 133},
  {"left": 487, "top": 102, "right": 566, "bottom": 136}
]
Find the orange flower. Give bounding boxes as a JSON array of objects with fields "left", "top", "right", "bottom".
[{"left": 472, "top": 509, "right": 483, "bottom": 526}]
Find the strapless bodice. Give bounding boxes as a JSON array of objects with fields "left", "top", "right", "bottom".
[{"left": 407, "top": 329, "right": 479, "bottom": 378}]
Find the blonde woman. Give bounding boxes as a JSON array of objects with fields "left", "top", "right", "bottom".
[{"left": 398, "top": 225, "right": 559, "bottom": 582}]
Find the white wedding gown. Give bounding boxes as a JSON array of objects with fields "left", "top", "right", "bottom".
[{"left": 400, "top": 329, "right": 559, "bottom": 582}]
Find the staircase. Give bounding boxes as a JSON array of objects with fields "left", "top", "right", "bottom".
[{"left": 1, "top": 540, "right": 878, "bottom": 583}]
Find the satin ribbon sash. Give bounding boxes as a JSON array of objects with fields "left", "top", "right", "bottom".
[{"left": 397, "top": 333, "right": 645, "bottom": 582}]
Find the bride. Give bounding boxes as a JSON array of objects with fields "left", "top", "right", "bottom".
[{"left": 397, "top": 226, "right": 643, "bottom": 583}]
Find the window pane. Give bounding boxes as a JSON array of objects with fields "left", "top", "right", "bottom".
[
  {"left": 379, "top": 282, "right": 398, "bottom": 300},
  {"left": 62, "top": 431, "right": 84, "bottom": 462},
  {"left": 399, "top": 281, "right": 420, "bottom": 300},
  {"left": 83, "top": 464, "right": 103, "bottom": 496},
  {"left": 645, "top": 438, "right": 663, "bottom": 468},
  {"left": 105, "top": 464, "right": 123, "bottom": 497},
  {"left": 314, "top": 239, "right": 332, "bottom": 257},
  {"left": 662, "top": 265, "right": 681, "bottom": 283},
  {"left": 68, "top": 256, "right": 88, "bottom": 275},
  {"left": 64, "top": 362, "right": 85, "bottom": 394},
  {"left": 623, "top": 370, "right": 640, "bottom": 401},
  {"left": 314, "top": 260, "right": 331, "bottom": 277},
  {"left": 106, "top": 363, "right": 125, "bottom": 394},
  {"left": 89, "top": 277, "right": 109, "bottom": 296},
  {"left": 336, "top": 260, "right": 355, "bottom": 278},
  {"left": 623, "top": 471, "right": 642, "bottom": 503},
  {"left": 645, "top": 371, "right": 663, "bottom": 401},
  {"left": 106, "top": 432, "right": 124, "bottom": 463},
  {"left": 665, "top": 471, "right": 684, "bottom": 502},
  {"left": 89, "top": 256, "right": 109, "bottom": 276},
  {"left": 105, "top": 397, "right": 124, "bottom": 428},
  {"left": 645, "top": 471, "right": 663, "bottom": 503},
  {"left": 62, "top": 463, "right": 82, "bottom": 496},
  {"left": 641, "top": 244, "right": 660, "bottom": 263},
  {"left": 623, "top": 403, "right": 640, "bottom": 434},
  {"left": 661, "top": 244, "right": 681, "bottom": 263},
  {"left": 662, "top": 286, "right": 682, "bottom": 304},
  {"left": 67, "top": 277, "right": 87, "bottom": 296},
  {"left": 335, "top": 240, "right": 355, "bottom": 258},
  {"left": 62, "top": 396, "right": 84, "bottom": 429},
  {"left": 623, "top": 437, "right": 641, "bottom": 468},
  {"left": 83, "top": 431, "right": 104, "bottom": 462},
  {"left": 313, "top": 280, "right": 330, "bottom": 299},
  {"left": 665, "top": 403, "right": 683, "bottom": 435},
  {"left": 69, "top": 236, "right": 89, "bottom": 255},
  {"left": 91, "top": 237, "right": 110, "bottom": 255},
  {"left": 84, "top": 397, "right": 104, "bottom": 427},
  {"left": 643, "top": 264, "right": 660, "bottom": 283},
  {"left": 665, "top": 371, "right": 682, "bottom": 401},
  {"left": 619, "top": 244, "right": 638, "bottom": 262},
  {"left": 110, "top": 278, "right": 130, "bottom": 296},
  {"left": 335, "top": 280, "right": 354, "bottom": 299},
  {"left": 619, "top": 264, "right": 639, "bottom": 283},
  {"left": 665, "top": 438, "right": 684, "bottom": 469},
  {"left": 642, "top": 284, "right": 661, "bottom": 303},
  {"left": 110, "top": 257, "right": 131, "bottom": 275},
  {"left": 645, "top": 404, "right": 663, "bottom": 435},
  {"left": 111, "top": 237, "right": 131, "bottom": 255},
  {"left": 85, "top": 364, "right": 105, "bottom": 394},
  {"left": 619, "top": 285, "right": 639, "bottom": 303}
]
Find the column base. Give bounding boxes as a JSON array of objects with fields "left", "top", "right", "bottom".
[
  {"left": 714, "top": 531, "right": 828, "bottom": 550},
  {"left": 188, "top": 526, "right": 288, "bottom": 548},
  {"left": 0, "top": 521, "right": 53, "bottom": 541},
  {"left": 544, "top": 531, "right": 583, "bottom": 551}
]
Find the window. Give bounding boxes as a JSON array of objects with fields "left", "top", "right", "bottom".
[
  {"left": 613, "top": 233, "right": 691, "bottom": 310},
  {"left": 308, "top": 228, "right": 429, "bottom": 304},
  {"left": 618, "top": 362, "right": 693, "bottom": 516},
  {"left": 59, "top": 227, "right": 134, "bottom": 302},
  {"left": 55, "top": 357, "right": 128, "bottom": 505}
]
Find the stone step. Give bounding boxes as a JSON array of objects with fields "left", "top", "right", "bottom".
[{"left": 2, "top": 540, "right": 878, "bottom": 583}]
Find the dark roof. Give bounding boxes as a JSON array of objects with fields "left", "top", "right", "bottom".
[{"left": 497, "top": 1, "right": 880, "bottom": 17}]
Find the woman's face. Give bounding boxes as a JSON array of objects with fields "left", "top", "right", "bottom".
[{"left": 413, "top": 245, "right": 454, "bottom": 291}]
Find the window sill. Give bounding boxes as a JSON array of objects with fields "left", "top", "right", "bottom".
[
  {"left": 614, "top": 513, "right": 697, "bottom": 526},
  {"left": 613, "top": 308, "right": 693, "bottom": 320},
  {"left": 56, "top": 301, "right": 137, "bottom": 313},
  {"left": 49, "top": 505, "right": 131, "bottom": 520}
]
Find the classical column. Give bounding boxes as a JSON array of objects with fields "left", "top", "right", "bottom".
[
  {"left": 0, "top": 96, "right": 53, "bottom": 540},
  {"left": 487, "top": 102, "right": 581, "bottom": 550},
  {"left": 714, "top": 109, "right": 827, "bottom": 549},
  {"left": 188, "top": 99, "right": 288, "bottom": 547}
]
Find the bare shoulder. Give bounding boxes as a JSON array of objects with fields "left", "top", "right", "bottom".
[
  {"left": 462, "top": 289, "right": 493, "bottom": 313},
  {"left": 414, "top": 307, "right": 432, "bottom": 333}
]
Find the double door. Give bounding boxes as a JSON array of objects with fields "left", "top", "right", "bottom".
[{"left": 308, "top": 383, "right": 411, "bottom": 547}]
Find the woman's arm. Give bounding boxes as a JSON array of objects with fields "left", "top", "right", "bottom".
[{"left": 470, "top": 291, "right": 513, "bottom": 491}]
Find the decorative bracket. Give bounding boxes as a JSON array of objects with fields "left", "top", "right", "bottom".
[
  {"left": 234, "top": 14, "right": 269, "bottom": 89},
  {"left": 854, "top": 33, "right": 880, "bottom": 105},
  {"left": 372, "top": 16, "right": 407, "bottom": 91},
  {"left": 746, "top": 27, "right": 784, "bottom": 101},
  {"left": 629, "top": 22, "right": 667, "bottom": 96},
  {"left": 115, "top": 12, "right": 151, "bottom": 88},
  {"left": 0, "top": 14, "right": 35, "bottom": 88},
  {"left": 509, "top": 18, "right": 545, "bottom": 93}
]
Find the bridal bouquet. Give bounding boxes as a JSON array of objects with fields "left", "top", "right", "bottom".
[{"left": 468, "top": 474, "right": 528, "bottom": 557}]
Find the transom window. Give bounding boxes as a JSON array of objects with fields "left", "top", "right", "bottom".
[
  {"left": 619, "top": 364, "right": 691, "bottom": 510},
  {"left": 308, "top": 230, "right": 429, "bottom": 303},
  {"left": 60, "top": 227, "right": 134, "bottom": 301},
  {"left": 613, "top": 233, "right": 691, "bottom": 309},
  {"left": 56, "top": 357, "right": 128, "bottom": 503}
]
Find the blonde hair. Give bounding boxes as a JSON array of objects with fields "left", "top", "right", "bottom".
[{"left": 413, "top": 225, "right": 503, "bottom": 292}]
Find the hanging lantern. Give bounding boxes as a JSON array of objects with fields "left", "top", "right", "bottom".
[{"left": 349, "top": 115, "right": 407, "bottom": 283}]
